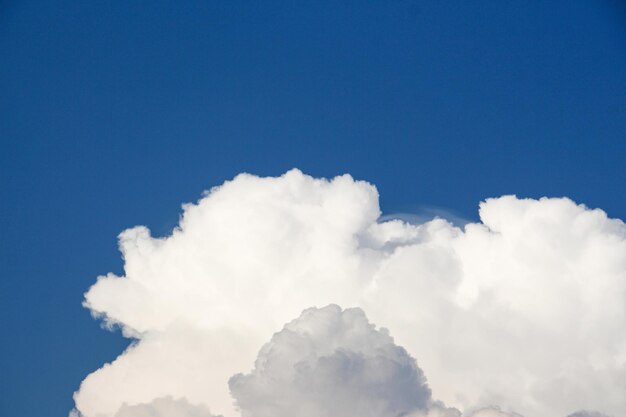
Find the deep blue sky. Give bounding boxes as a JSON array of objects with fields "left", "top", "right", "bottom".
[{"left": 0, "top": 1, "right": 625, "bottom": 416}]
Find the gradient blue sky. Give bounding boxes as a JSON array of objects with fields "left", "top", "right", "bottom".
[{"left": 0, "top": 1, "right": 625, "bottom": 416}]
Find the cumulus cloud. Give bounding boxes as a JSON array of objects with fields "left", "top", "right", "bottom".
[
  {"left": 229, "top": 304, "right": 458, "bottom": 417},
  {"left": 73, "top": 170, "right": 626, "bottom": 417}
]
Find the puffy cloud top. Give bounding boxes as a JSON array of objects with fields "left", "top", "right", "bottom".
[
  {"left": 74, "top": 170, "right": 626, "bottom": 417},
  {"left": 229, "top": 305, "right": 440, "bottom": 417}
]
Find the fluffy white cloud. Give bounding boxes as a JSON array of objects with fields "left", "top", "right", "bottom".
[{"left": 74, "top": 170, "right": 626, "bottom": 417}]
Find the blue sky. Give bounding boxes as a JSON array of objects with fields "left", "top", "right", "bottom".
[{"left": 0, "top": 1, "right": 625, "bottom": 416}]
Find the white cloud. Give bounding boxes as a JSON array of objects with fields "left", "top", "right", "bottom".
[{"left": 74, "top": 170, "right": 626, "bottom": 417}]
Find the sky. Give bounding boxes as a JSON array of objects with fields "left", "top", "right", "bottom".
[{"left": 0, "top": 1, "right": 625, "bottom": 417}]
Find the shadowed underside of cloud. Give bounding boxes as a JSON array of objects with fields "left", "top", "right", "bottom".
[
  {"left": 229, "top": 304, "right": 450, "bottom": 417},
  {"left": 73, "top": 170, "right": 626, "bottom": 417},
  {"left": 230, "top": 305, "right": 531, "bottom": 417},
  {"left": 112, "top": 397, "right": 218, "bottom": 417},
  {"left": 565, "top": 412, "right": 612, "bottom": 417}
]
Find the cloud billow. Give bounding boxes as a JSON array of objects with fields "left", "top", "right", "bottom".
[
  {"left": 229, "top": 304, "right": 441, "bottom": 417},
  {"left": 73, "top": 170, "right": 625, "bottom": 417}
]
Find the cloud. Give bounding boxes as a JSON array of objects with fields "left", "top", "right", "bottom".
[
  {"left": 229, "top": 304, "right": 458, "bottom": 417},
  {"left": 112, "top": 397, "right": 218, "bottom": 417},
  {"left": 566, "top": 412, "right": 612, "bottom": 417},
  {"left": 73, "top": 170, "right": 626, "bottom": 417},
  {"left": 464, "top": 407, "right": 523, "bottom": 417}
]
